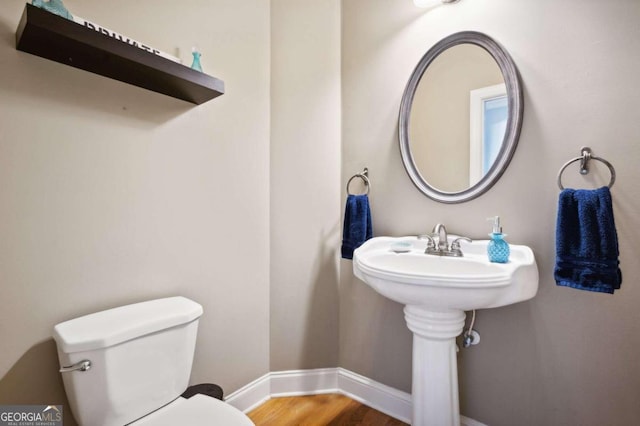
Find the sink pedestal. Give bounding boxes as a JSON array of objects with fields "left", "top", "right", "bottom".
[
  {"left": 404, "top": 306, "right": 466, "bottom": 426},
  {"left": 353, "top": 236, "right": 539, "bottom": 425}
]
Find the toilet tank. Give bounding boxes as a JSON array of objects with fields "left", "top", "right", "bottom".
[{"left": 53, "top": 296, "right": 203, "bottom": 426}]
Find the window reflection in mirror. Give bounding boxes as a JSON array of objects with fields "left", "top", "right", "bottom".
[{"left": 470, "top": 83, "right": 507, "bottom": 186}]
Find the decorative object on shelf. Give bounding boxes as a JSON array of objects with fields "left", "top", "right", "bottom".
[
  {"left": 71, "top": 15, "right": 180, "bottom": 63},
  {"left": 33, "top": 0, "right": 180, "bottom": 63},
  {"left": 191, "top": 47, "right": 203, "bottom": 72},
  {"left": 16, "top": 4, "right": 224, "bottom": 104},
  {"left": 32, "top": 0, "right": 73, "bottom": 20}
]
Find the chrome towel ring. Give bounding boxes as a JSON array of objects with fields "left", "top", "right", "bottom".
[
  {"left": 347, "top": 168, "right": 370, "bottom": 195},
  {"left": 557, "top": 147, "right": 616, "bottom": 190}
]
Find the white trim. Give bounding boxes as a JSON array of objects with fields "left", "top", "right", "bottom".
[
  {"left": 224, "top": 373, "right": 271, "bottom": 414},
  {"left": 337, "top": 368, "right": 412, "bottom": 423},
  {"left": 270, "top": 368, "right": 339, "bottom": 396},
  {"left": 224, "top": 368, "right": 486, "bottom": 426},
  {"left": 469, "top": 83, "right": 507, "bottom": 186},
  {"left": 461, "top": 416, "right": 490, "bottom": 426}
]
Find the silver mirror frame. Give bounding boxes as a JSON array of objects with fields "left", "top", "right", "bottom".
[{"left": 398, "top": 31, "right": 524, "bottom": 204}]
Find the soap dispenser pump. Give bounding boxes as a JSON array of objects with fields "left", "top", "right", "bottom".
[{"left": 487, "top": 216, "right": 510, "bottom": 263}]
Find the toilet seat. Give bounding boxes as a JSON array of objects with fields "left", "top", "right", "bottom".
[{"left": 132, "top": 394, "right": 254, "bottom": 426}]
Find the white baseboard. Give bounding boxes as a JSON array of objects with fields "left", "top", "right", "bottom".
[
  {"left": 336, "top": 368, "right": 412, "bottom": 423},
  {"left": 270, "top": 368, "right": 339, "bottom": 397},
  {"left": 225, "top": 368, "right": 486, "bottom": 426},
  {"left": 223, "top": 372, "right": 271, "bottom": 414},
  {"left": 460, "top": 416, "right": 489, "bottom": 426}
]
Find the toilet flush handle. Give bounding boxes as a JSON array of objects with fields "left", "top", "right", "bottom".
[{"left": 59, "top": 359, "right": 92, "bottom": 373}]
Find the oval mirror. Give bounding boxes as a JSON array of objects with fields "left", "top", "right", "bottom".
[{"left": 399, "top": 31, "right": 523, "bottom": 203}]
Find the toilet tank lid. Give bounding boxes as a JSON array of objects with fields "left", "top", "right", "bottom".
[{"left": 53, "top": 297, "right": 203, "bottom": 354}]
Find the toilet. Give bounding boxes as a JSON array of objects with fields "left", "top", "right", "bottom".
[{"left": 52, "top": 296, "right": 254, "bottom": 426}]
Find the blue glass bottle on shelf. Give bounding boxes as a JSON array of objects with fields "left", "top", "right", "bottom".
[
  {"left": 191, "top": 48, "right": 203, "bottom": 72},
  {"left": 487, "top": 216, "right": 510, "bottom": 263},
  {"left": 32, "top": 0, "right": 73, "bottom": 20}
]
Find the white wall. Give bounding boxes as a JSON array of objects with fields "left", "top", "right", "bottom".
[
  {"left": 0, "top": 0, "right": 270, "bottom": 421},
  {"left": 270, "top": 0, "right": 342, "bottom": 371},
  {"left": 341, "top": 0, "right": 640, "bottom": 425}
]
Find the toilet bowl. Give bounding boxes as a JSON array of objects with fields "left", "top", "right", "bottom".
[{"left": 52, "top": 296, "right": 254, "bottom": 426}]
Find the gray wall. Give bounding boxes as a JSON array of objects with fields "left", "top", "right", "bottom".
[
  {"left": 341, "top": 0, "right": 640, "bottom": 425},
  {"left": 270, "top": 0, "right": 341, "bottom": 371},
  {"left": 2, "top": 1, "right": 639, "bottom": 425},
  {"left": 0, "top": 0, "right": 270, "bottom": 421}
]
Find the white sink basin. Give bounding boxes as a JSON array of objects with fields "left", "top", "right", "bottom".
[
  {"left": 353, "top": 236, "right": 538, "bottom": 311},
  {"left": 352, "top": 235, "right": 539, "bottom": 425}
]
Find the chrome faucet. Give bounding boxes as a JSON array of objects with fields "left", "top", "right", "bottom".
[
  {"left": 433, "top": 223, "right": 449, "bottom": 252},
  {"left": 419, "top": 224, "right": 472, "bottom": 257}
]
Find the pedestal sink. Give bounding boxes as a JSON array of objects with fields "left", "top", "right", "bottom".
[{"left": 353, "top": 236, "right": 538, "bottom": 426}]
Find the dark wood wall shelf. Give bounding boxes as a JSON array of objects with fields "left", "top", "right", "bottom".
[{"left": 15, "top": 4, "right": 224, "bottom": 105}]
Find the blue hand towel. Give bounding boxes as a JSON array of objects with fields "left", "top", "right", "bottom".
[
  {"left": 341, "top": 194, "right": 373, "bottom": 260},
  {"left": 554, "top": 186, "right": 622, "bottom": 294}
]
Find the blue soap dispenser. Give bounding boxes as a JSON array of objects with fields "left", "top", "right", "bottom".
[{"left": 487, "top": 216, "right": 510, "bottom": 263}]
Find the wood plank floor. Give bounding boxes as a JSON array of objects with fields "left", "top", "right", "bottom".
[{"left": 247, "top": 393, "right": 408, "bottom": 426}]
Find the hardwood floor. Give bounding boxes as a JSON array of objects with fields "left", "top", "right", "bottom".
[{"left": 247, "top": 393, "right": 408, "bottom": 426}]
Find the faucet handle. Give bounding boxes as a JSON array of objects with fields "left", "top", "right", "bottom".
[
  {"left": 417, "top": 234, "right": 436, "bottom": 250},
  {"left": 451, "top": 236, "right": 472, "bottom": 249},
  {"left": 450, "top": 237, "right": 472, "bottom": 256}
]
